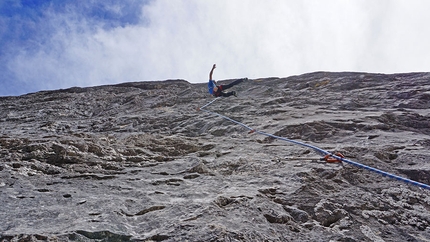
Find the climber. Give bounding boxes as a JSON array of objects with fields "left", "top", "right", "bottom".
[{"left": 208, "top": 64, "right": 246, "bottom": 97}]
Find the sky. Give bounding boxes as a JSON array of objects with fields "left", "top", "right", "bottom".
[{"left": 1, "top": 0, "right": 430, "bottom": 96}]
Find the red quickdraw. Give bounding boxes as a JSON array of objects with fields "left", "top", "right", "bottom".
[{"left": 322, "top": 152, "right": 344, "bottom": 163}]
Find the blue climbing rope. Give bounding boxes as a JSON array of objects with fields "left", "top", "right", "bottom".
[
  {"left": 199, "top": 98, "right": 430, "bottom": 191},
  {"left": 199, "top": 97, "right": 221, "bottom": 110}
]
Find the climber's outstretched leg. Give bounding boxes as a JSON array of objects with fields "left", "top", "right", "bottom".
[{"left": 221, "top": 78, "right": 247, "bottom": 91}]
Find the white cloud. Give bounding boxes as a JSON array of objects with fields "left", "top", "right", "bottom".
[{"left": 3, "top": 0, "right": 430, "bottom": 95}]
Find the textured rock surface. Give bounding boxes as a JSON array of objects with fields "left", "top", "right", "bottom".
[{"left": 1, "top": 72, "right": 430, "bottom": 241}]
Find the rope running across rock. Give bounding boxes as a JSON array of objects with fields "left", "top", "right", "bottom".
[{"left": 199, "top": 98, "right": 430, "bottom": 191}]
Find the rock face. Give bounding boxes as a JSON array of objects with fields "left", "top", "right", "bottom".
[{"left": 1, "top": 72, "right": 430, "bottom": 241}]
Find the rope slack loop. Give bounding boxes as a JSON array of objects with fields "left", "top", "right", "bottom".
[{"left": 198, "top": 98, "right": 430, "bottom": 191}]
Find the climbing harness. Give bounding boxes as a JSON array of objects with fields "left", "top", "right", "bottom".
[{"left": 198, "top": 97, "right": 430, "bottom": 191}]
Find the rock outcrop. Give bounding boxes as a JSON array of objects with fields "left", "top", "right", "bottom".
[{"left": 1, "top": 72, "right": 429, "bottom": 241}]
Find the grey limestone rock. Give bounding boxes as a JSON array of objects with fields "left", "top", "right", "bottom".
[{"left": 1, "top": 73, "right": 430, "bottom": 241}]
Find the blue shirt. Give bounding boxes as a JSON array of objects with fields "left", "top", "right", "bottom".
[{"left": 208, "top": 80, "right": 216, "bottom": 94}]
